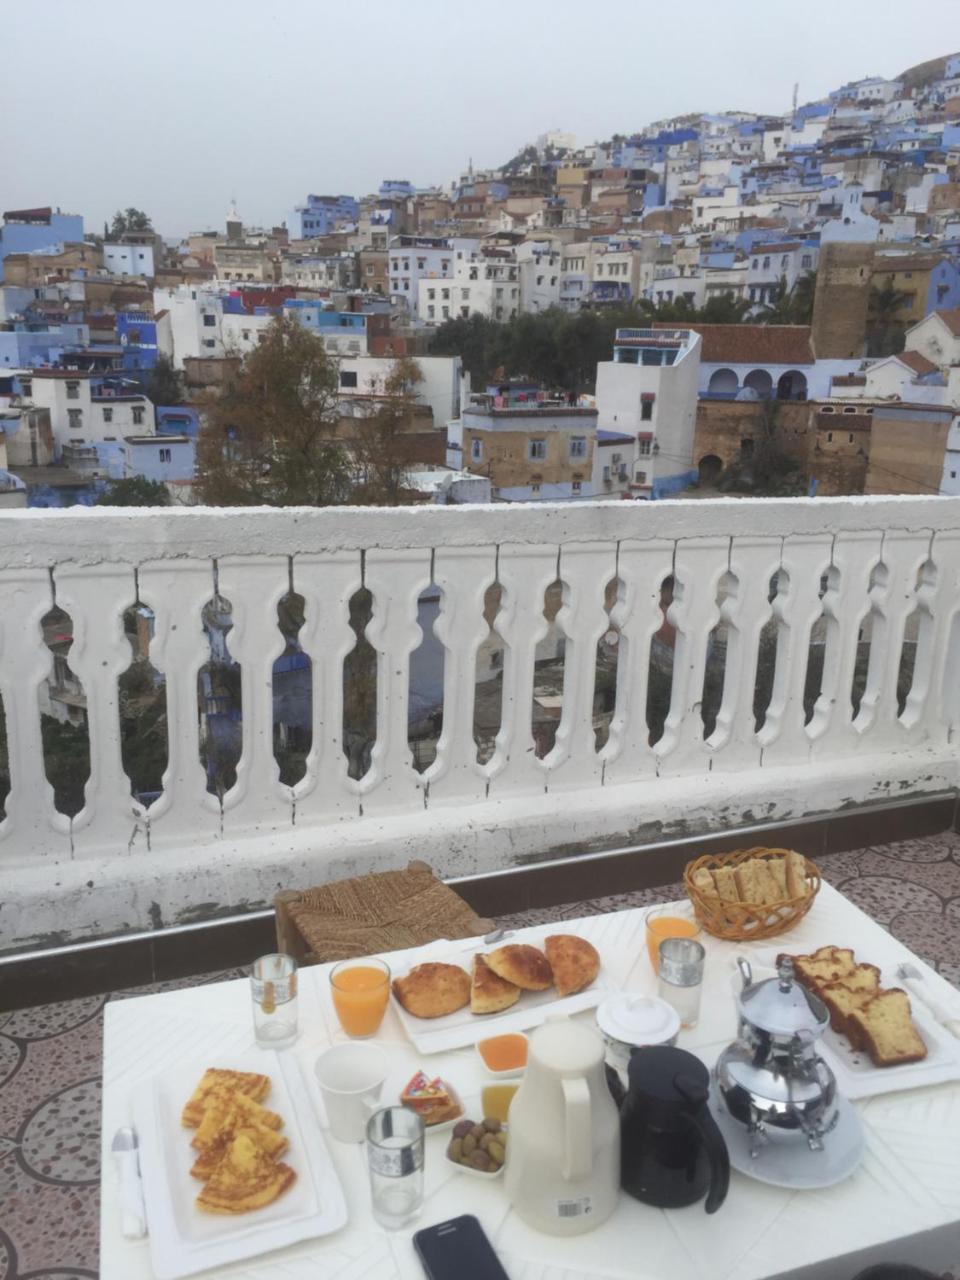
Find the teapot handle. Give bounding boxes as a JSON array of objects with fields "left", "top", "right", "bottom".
[{"left": 561, "top": 1076, "right": 592, "bottom": 1183}]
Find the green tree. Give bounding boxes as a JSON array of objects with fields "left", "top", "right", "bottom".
[
  {"left": 110, "top": 207, "right": 153, "bottom": 237},
  {"left": 698, "top": 292, "right": 753, "bottom": 323},
  {"left": 350, "top": 358, "right": 425, "bottom": 504},
  {"left": 717, "top": 401, "right": 807, "bottom": 496},
  {"left": 145, "top": 353, "right": 184, "bottom": 406},
  {"left": 756, "top": 272, "right": 817, "bottom": 325},
  {"left": 195, "top": 314, "right": 352, "bottom": 506},
  {"left": 97, "top": 476, "right": 171, "bottom": 507},
  {"left": 866, "top": 278, "right": 910, "bottom": 356}
]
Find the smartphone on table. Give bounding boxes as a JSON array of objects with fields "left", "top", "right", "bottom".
[{"left": 413, "top": 1213, "right": 511, "bottom": 1280}]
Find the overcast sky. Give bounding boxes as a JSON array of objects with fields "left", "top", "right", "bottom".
[{"left": 4, "top": 0, "right": 958, "bottom": 238}]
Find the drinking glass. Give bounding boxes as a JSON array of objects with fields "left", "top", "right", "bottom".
[
  {"left": 645, "top": 905, "right": 701, "bottom": 973},
  {"left": 250, "top": 953, "right": 298, "bottom": 1048},
  {"left": 330, "top": 958, "right": 391, "bottom": 1038},
  {"left": 366, "top": 1106, "right": 425, "bottom": 1229},
  {"left": 657, "top": 936, "right": 706, "bottom": 1029}
]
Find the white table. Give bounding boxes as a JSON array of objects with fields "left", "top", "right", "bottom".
[{"left": 100, "top": 884, "right": 960, "bottom": 1280}]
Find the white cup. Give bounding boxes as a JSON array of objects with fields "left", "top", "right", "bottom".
[{"left": 315, "top": 1043, "right": 389, "bottom": 1142}]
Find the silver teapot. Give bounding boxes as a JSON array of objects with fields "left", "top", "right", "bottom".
[{"left": 714, "top": 956, "right": 838, "bottom": 1156}]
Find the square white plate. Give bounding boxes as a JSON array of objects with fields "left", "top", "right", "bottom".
[
  {"left": 383, "top": 922, "right": 620, "bottom": 1054},
  {"left": 131, "top": 1050, "right": 347, "bottom": 1279},
  {"left": 740, "top": 958, "right": 960, "bottom": 1100}
]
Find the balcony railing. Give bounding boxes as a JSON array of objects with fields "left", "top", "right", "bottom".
[{"left": 2, "top": 497, "right": 960, "bottom": 952}]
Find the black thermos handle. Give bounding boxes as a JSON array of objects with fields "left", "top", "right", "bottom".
[{"left": 691, "top": 1103, "right": 730, "bottom": 1214}]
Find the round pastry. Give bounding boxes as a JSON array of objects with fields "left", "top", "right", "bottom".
[
  {"left": 485, "top": 944, "right": 553, "bottom": 991},
  {"left": 392, "top": 962, "right": 471, "bottom": 1018},
  {"left": 544, "top": 934, "right": 600, "bottom": 997}
]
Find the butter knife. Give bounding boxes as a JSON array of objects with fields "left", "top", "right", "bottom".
[
  {"left": 112, "top": 1126, "right": 147, "bottom": 1238},
  {"left": 896, "top": 962, "right": 960, "bottom": 1039}
]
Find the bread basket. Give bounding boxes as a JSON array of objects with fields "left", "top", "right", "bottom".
[{"left": 683, "top": 847, "right": 821, "bottom": 941}]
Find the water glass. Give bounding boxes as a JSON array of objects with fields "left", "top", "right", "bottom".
[
  {"left": 645, "top": 905, "right": 701, "bottom": 973},
  {"left": 366, "top": 1105, "right": 425, "bottom": 1230},
  {"left": 657, "top": 936, "right": 706, "bottom": 1030},
  {"left": 250, "top": 953, "right": 298, "bottom": 1049}
]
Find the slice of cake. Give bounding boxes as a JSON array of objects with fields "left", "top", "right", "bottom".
[
  {"left": 818, "top": 963, "right": 882, "bottom": 1045},
  {"left": 781, "top": 945, "right": 856, "bottom": 991},
  {"left": 847, "top": 988, "right": 927, "bottom": 1067}
]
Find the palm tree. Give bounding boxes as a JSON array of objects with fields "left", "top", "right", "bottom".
[
  {"left": 756, "top": 275, "right": 797, "bottom": 324},
  {"left": 789, "top": 271, "right": 817, "bottom": 324},
  {"left": 867, "top": 278, "right": 911, "bottom": 356}
]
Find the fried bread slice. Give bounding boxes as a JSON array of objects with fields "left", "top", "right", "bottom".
[
  {"left": 189, "top": 1088, "right": 286, "bottom": 1179},
  {"left": 191, "top": 1121, "right": 288, "bottom": 1181},
  {"left": 485, "top": 944, "right": 553, "bottom": 991},
  {"left": 195, "top": 1130, "right": 296, "bottom": 1214},
  {"left": 392, "top": 962, "right": 471, "bottom": 1019},
  {"left": 544, "top": 934, "right": 600, "bottom": 997},
  {"left": 181, "top": 1069, "right": 271, "bottom": 1128},
  {"left": 471, "top": 953, "right": 521, "bottom": 1014}
]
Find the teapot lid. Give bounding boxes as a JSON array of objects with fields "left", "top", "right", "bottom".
[{"left": 738, "top": 956, "right": 829, "bottom": 1039}]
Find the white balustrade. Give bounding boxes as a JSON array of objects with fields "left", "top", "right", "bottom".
[{"left": 1, "top": 498, "right": 959, "bottom": 947}]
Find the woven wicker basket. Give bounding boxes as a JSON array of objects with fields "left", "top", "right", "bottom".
[{"left": 683, "top": 847, "right": 821, "bottom": 941}]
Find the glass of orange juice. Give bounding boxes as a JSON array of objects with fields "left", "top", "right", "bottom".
[
  {"left": 645, "top": 906, "right": 701, "bottom": 973},
  {"left": 330, "top": 958, "right": 391, "bottom": 1037}
]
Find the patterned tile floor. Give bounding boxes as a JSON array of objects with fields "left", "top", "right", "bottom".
[{"left": 2, "top": 832, "right": 960, "bottom": 1279}]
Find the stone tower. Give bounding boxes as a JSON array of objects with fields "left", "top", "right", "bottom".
[{"left": 810, "top": 242, "right": 875, "bottom": 359}]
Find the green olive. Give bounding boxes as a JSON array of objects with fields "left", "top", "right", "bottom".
[{"left": 487, "top": 1140, "right": 505, "bottom": 1165}]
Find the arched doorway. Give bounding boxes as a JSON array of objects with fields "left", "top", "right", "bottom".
[
  {"left": 707, "top": 368, "right": 738, "bottom": 396},
  {"left": 777, "top": 370, "right": 807, "bottom": 400},
  {"left": 698, "top": 454, "right": 723, "bottom": 485},
  {"left": 743, "top": 368, "right": 773, "bottom": 398}
]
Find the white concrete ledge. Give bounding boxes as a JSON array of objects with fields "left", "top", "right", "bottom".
[
  {"left": 2, "top": 495, "right": 960, "bottom": 570},
  {"left": 3, "top": 746, "right": 956, "bottom": 952}
]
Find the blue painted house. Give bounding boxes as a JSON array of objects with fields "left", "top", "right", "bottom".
[
  {"left": 0, "top": 207, "right": 84, "bottom": 281},
  {"left": 115, "top": 310, "right": 158, "bottom": 371}
]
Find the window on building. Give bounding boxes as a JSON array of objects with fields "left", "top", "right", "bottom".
[
  {"left": 635, "top": 470, "right": 646, "bottom": 484},
  {"left": 602, "top": 465, "right": 611, "bottom": 482},
  {"left": 822, "top": 405, "right": 836, "bottom": 414},
  {"left": 529, "top": 439, "right": 547, "bottom": 460},
  {"left": 781, "top": 255, "right": 789, "bottom": 267},
  {"left": 442, "top": 306, "right": 449, "bottom": 319},
  {"left": 102, "top": 408, "right": 113, "bottom": 423},
  {"left": 763, "top": 256, "right": 771, "bottom": 269},
  {"left": 572, "top": 480, "right": 582, "bottom": 494},
  {"left": 461, "top": 288, "right": 470, "bottom": 300},
  {"left": 427, "top": 288, "right": 435, "bottom": 300},
  {"left": 641, "top": 399, "right": 654, "bottom": 421},
  {"left": 471, "top": 438, "right": 483, "bottom": 461},
  {"left": 530, "top": 482, "right": 541, "bottom": 493},
  {"left": 68, "top": 409, "right": 82, "bottom": 429},
  {"left": 570, "top": 436, "right": 587, "bottom": 457},
  {"left": 66, "top": 380, "right": 80, "bottom": 399},
  {"left": 203, "top": 338, "right": 216, "bottom": 349},
  {"left": 441, "top": 288, "right": 450, "bottom": 300},
  {"left": 366, "top": 265, "right": 375, "bottom": 275},
  {"left": 20, "top": 378, "right": 32, "bottom": 397},
  {"left": 843, "top": 405, "right": 857, "bottom": 414},
  {"left": 848, "top": 433, "right": 854, "bottom": 443},
  {"left": 741, "top": 437, "right": 754, "bottom": 456},
  {"left": 340, "top": 370, "right": 358, "bottom": 388},
  {"left": 159, "top": 447, "right": 172, "bottom": 463},
  {"left": 802, "top": 254, "right": 812, "bottom": 268},
  {"left": 638, "top": 438, "right": 652, "bottom": 456},
  {"left": 133, "top": 407, "right": 144, "bottom": 425},
  {"left": 427, "top": 305, "right": 435, "bottom": 319},
  {"left": 417, "top": 258, "right": 426, "bottom": 269},
  {"left": 203, "top": 313, "right": 216, "bottom": 327},
  {"left": 752, "top": 258, "right": 759, "bottom": 269}
]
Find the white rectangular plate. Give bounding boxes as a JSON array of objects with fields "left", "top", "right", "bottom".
[
  {"left": 382, "top": 919, "right": 629, "bottom": 1055},
  {"left": 131, "top": 1050, "right": 347, "bottom": 1279},
  {"left": 745, "top": 956, "right": 960, "bottom": 1100}
]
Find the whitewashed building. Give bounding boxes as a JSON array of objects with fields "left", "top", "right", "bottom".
[{"left": 104, "top": 242, "right": 155, "bottom": 278}]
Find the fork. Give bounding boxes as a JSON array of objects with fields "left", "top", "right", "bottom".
[{"left": 896, "top": 962, "right": 960, "bottom": 1039}]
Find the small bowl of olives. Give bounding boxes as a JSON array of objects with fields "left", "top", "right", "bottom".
[{"left": 445, "top": 1116, "right": 507, "bottom": 1178}]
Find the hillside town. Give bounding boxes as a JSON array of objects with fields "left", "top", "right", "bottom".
[{"left": 2, "top": 51, "right": 960, "bottom": 509}]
